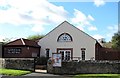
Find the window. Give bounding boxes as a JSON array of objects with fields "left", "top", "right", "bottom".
[
  {"left": 46, "top": 49, "right": 50, "bottom": 59},
  {"left": 7, "top": 48, "right": 21, "bottom": 54},
  {"left": 58, "top": 50, "right": 71, "bottom": 61},
  {"left": 65, "top": 51, "right": 71, "bottom": 61},
  {"left": 60, "top": 50, "right": 64, "bottom": 60},
  {"left": 57, "top": 33, "right": 72, "bottom": 42},
  {"left": 32, "top": 52, "right": 37, "bottom": 57},
  {"left": 81, "top": 50, "right": 85, "bottom": 60}
]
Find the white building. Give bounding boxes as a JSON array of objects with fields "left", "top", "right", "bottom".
[{"left": 38, "top": 21, "right": 101, "bottom": 60}]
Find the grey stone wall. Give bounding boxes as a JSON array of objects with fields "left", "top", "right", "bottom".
[
  {"left": 47, "top": 60, "right": 120, "bottom": 74},
  {"left": 2, "top": 58, "right": 35, "bottom": 71},
  {"left": 0, "top": 58, "right": 3, "bottom": 68}
]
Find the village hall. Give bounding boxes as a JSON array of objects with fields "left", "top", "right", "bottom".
[{"left": 38, "top": 21, "right": 101, "bottom": 61}]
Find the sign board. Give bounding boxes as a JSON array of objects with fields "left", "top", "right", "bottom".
[{"left": 52, "top": 53, "right": 62, "bottom": 67}]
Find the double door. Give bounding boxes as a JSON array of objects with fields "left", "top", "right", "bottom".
[{"left": 58, "top": 50, "right": 71, "bottom": 61}]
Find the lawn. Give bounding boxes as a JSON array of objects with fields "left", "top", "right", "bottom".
[
  {"left": 74, "top": 74, "right": 120, "bottom": 78},
  {"left": 0, "top": 68, "right": 31, "bottom": 76}
]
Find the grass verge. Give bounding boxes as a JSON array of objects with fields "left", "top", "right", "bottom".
[
  {"left": 0, "top": 68, "right": 31, "bottom": 76},
  {"left": 74, "top": 74, "right": 120, "bottom": 78}
]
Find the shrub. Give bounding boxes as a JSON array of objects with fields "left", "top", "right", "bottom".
[{"left": 35, "top": 56, "right": 48, "bottom": 65}]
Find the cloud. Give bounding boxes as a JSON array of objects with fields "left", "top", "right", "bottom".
[
  {"left": 93, "top": 0, "right": 106, "bottom": 7},
  {"left": 118, "top": 24, "right": 120, "bottom": 32},
  {"left": 31, "top": 24, "right": 45, "bottom": 32},
  {"left": 0, "top": 0, "right": 99, "bottom": 33},
  {"left": 88, "top": 15, "right": 95, "bottom": 21},
  {"left": 92, "top": 34, "right": 104, "bottom": 40},
  {"left": 76, "top": 26, "right": 84, "bottom": 31},
  {"left": 71, "top": 9, "right": 90, "bottom": 26},
  {"left": 107, "top": 25, "right": 118, "bottom": 30},
  {"left": 106, "top": 25, "right": 118, "bottom": 38},
  {"left": 71, "top": 9, "right": 97, "bottom": 31},
  {"left": 88, "top": 26, "right": 97, "bottom": 31},
  {"left": 0, "top": 0, "right": 68, "bottom": 32},
  {"left": 0, "top": 36, "right": 5, "bottom": 42}
]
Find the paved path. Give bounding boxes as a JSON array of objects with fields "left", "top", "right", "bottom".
[
  {"left": 23, "top": 70, "right": 74, "bottom": 78},
  {"left": 24, "top": 72, "right": 60, "bottom": 76},
  {"left": 2, "top": 73, "right": 73, "bottom": 78},
  {"left": 1, "top": 70, "right": 74, "bottom": 78},
  {"left": 0, "top": 74, "right": 2, "bottom": 78}
]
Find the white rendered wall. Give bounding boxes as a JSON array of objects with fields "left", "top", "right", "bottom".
[{"left": 38, "top": 21, "right": 96, "bottom": 60}]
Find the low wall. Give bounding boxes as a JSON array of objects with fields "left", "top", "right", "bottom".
[
  {"left": 47, "top": 60, "right": 120, "bottom": 74},
  {"left": 0, "top": 58, "right": 3, "bottom": 68},
  {"left": 2, "top": 58, "right": 35, "bottom": 71}
]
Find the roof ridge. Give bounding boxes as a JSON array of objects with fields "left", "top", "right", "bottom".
[{"left": 20, "top": 38, "right": 25, "bottom": 45}]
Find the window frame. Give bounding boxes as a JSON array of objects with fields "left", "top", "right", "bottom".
[
  {"left": 81, "top": 50, "right": 85, "bottom": 60},
  {"left": 7, "top": 48, "right": 21, "bottom": 54},
  {"left": 81, "top": 48, "right": 86, "bottom": 60},
  {"left": 57, "top": 48, "right": 73, "bottom": 61},
  {"left": 46, "top": 48, "right": 50, "bottom": 59},
  {"left": 57, "top": 33, "right": 73, "bottom": 42}
]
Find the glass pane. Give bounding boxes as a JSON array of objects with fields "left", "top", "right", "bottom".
[
  {"left": 58, "top": 33, "right": 72, "bottom": 42},
  {"left": 65, "top": 51, "right": 71, "bottom": 61},
  {"left": 82, "top": 51, "right": 85, "bottom": 60},
  {"left": 46, "top": 49, "right": 49, "bottom": 59},
  {"left": 58, "top": 50, "right": 71, "bottom": 61},
  {"left": 59, "top": 51, "right": 64, "bottom": 60}
]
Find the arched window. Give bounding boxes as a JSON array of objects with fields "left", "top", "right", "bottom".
[{"left": 57, "top": 33, "right": 73, "bottom": 42}]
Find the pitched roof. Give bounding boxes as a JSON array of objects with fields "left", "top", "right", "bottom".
[
  {"left": 39, "top": 21, "right": 102, "bottom": 46},
  {"left": 40, "top": 21, "right": 97, "bottom": 41},
  {"left": 6, "top": 38, "right": 40, "bottom": 47}
]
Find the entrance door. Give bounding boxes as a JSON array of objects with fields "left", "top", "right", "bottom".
[{"left": 58, "top": 50, "right": 71, "bottom": 61}]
